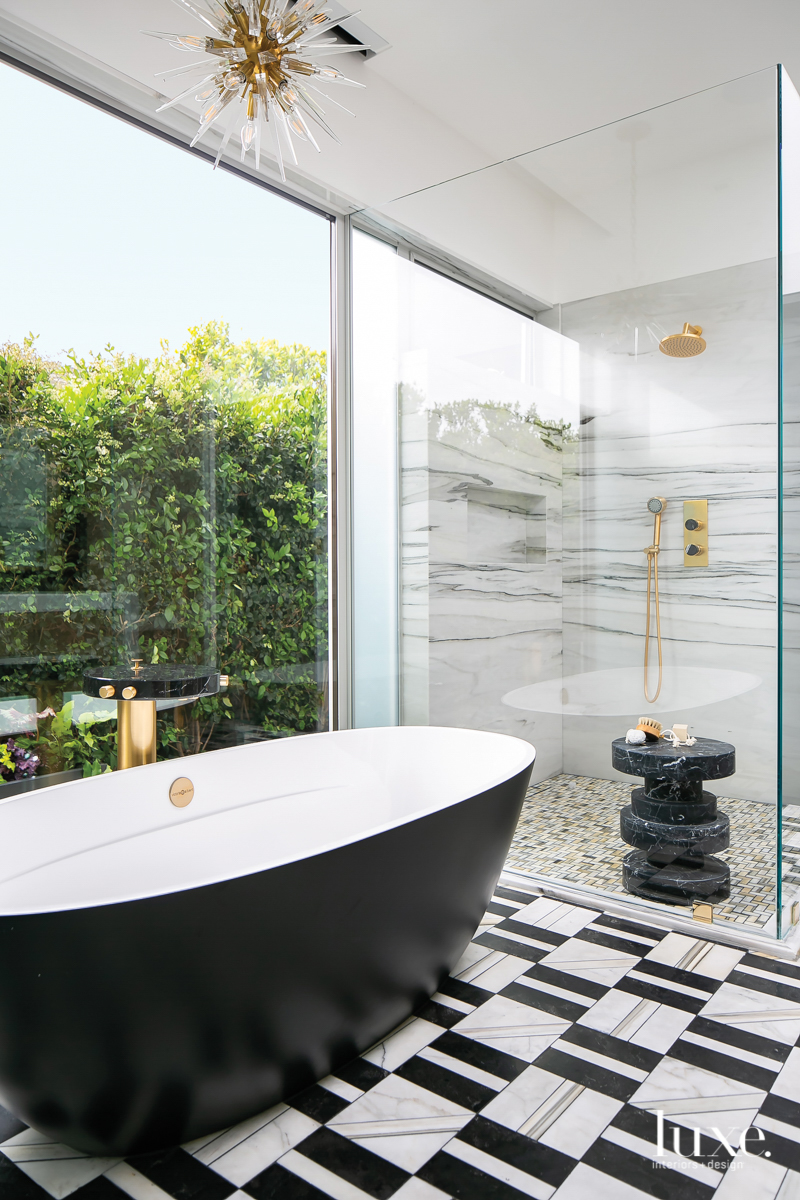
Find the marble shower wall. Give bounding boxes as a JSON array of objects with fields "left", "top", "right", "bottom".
[
  {"left": 552, "top": 259, "right": 779, "bottom": 802},
  {"left": 399, "top": 334, "right": 577, "bottom": 784}
]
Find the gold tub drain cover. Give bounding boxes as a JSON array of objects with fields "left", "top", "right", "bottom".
[{"left": 169, "top": 777, "right": 194, "bottom": 808}]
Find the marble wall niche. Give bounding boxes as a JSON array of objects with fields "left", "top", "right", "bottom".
[
  {"left": 547, "top": 259, "right": 779, "bottom": 802},
  {"left": 399, "top": 329, "right": 577, "bottom": 785}
]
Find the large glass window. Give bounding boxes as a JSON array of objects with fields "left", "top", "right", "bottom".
[{"left": 0, "top": 63, "right": 331, "bottom": 791}]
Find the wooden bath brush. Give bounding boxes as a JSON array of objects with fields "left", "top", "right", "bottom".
[{"left": 636, "top": 718, "right": 663, "bottom": 742}]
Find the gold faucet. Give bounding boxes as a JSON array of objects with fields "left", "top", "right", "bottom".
[{"left": 117, "top": 659, "right": 156, "bottom": 770}]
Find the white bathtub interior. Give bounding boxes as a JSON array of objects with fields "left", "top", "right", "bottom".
[{"left": 0, "top": 727, "right": 534, "bottom": 916}]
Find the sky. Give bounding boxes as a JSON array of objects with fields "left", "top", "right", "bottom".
[{"left": 0, "top": 62, "right": 331, "bottom": 361}]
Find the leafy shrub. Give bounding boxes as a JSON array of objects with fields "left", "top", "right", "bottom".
[{"left": 0, "top": 323, "right": 328, "bottom": 776}]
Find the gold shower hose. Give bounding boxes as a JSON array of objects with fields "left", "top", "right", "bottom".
[{"left": 644, "top": 542, "right": 663, "bottom": 703}]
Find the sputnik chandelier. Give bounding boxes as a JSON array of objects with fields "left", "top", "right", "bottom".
[{"left": 145, "top": 0, "right": 366, "bottom": 179}]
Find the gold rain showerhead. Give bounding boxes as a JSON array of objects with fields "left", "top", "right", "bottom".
[{"left": 659, "top": 323, "right": 706, "bottom": 358}]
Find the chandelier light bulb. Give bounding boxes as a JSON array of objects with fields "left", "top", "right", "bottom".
[{"left": 145, "top": 0, "right": 367, "bottom": 181}]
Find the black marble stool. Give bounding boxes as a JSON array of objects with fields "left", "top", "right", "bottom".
[{"left": 612, "top": 736, "right": 735, "bottom": 906}]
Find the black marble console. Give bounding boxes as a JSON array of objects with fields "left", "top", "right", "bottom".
[{"left": 612, "top": 736, "right": 735, "bottom": 906}]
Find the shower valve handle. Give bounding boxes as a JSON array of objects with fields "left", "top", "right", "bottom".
[
  {"left": 686, "top": 543, "right": 704, "bottom": 557},
  {"left": 685, "top": 518, "right": 704, "bottom": 531}
]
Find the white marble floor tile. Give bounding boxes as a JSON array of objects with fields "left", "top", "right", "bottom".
[
  {"left": 451, "top": 942, "right": 497, "bottom": 978},
  {"left": 189, "top": 1103, "right": 287, "bottom": 1164},
  {"left": 770, "top": 1047, "right": 800, "bottom": 1104},
  {"left": 430, "top": 991, "right": 473, "bottom": 1014},
  {"left": 362, "top": 1018, "right": 442, "bottom": 1072},
  {"left": 539, "top": 1089, "right": 622, "bottom": 1159},
  {"left": 103, "top": 1163, "right": 174, "bottom": 1200},
  {"left": 319, "top": 1076, "right": 363, "bottom": 1102},
  {"left": 391, "top": 1177, "right": 452, "bottom": 1200},
  {"left": 714, "top": 1153, "right": 788, "bottom": 1199},
  {"left": 701, "top": 981, "right": 800, "bottom": 1045},
  {"left": 575, "top": 988, "right": 647, "bottom": 1034},
  {"left": 328, "top": 1072, "right": 472, "bottom": 1169},
  {"left": 0, "top": 1128, "right": 121, "bottom": 1200},
  {"left": 351, "top": 1131, "right": 457, "bottom": 1174},
  {"left": 513, "top": 898, "right": 569, "bottom": 927},
  {"left": 627, "top": 1004, "right": 697, "bottom": 1054},
  {"left": 456, "top": 948, "right": 507, "bottom": 982},
  {"left": 465, "top": 953, "right": 533, "bottom": 992},
  {"left": 444, "top": 1137, "right": 554, "bottom": 1199},
  {"left": 538, "top": 937, "right": 639, "bottom": 986},
  {"left": 480, "top": 1065, "right": 565, "bottom": 1133},
  {"left": 329, "top": 1073, "right": 473, "bottom": 1133},
  {"left": 454, "top": 993, "right": 571, "bottom": 1061},
  {"left": 199, "top": 1105, "right": 319, "bottom": 1186},
  {"left": 547, "top": 906, "right": 601, "bottom": 936},
  {"left": 551, "top": 1161, "right": 653, "bottom": 1199},
  {"left": 631, "top": 1056, "right": 765, "bottom": 1144},
  {"left": 778, "top": 1170, "right": 800, "bottom": 1199},
  {"left": 644, "top": 932, "right": 703, "bottom": 967},
  {"left": 690, "top": 943, "right": 746, "bottom": 981}
]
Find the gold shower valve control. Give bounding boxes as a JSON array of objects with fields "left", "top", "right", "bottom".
[
  {"left": 121, "top": 686, "right": 138, "bottom": 700},
  {"left": 683, "top": 500, "right": 708, "bottom": 567},
  {"left": 99, "top": 685, "right": 115, "bottom": 699}
]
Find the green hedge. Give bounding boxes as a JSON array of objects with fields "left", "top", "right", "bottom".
[{"left": 0, "top": 323, "right": 328, "bottom": 776}]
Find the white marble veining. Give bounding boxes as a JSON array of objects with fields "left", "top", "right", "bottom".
[
  {"left": 398, "top": 331, "right": 575, "bottom": 784},
  {"left": 553, "top": 258, "right": 780, "bottom": 801}
]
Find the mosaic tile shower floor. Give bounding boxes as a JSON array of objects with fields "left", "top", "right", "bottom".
[
  {"left": 5, "top": 887, "right": 800, "bottom": 1200},
  {"left": 506, "top": 774, "right": 791, "bottom": 930}
]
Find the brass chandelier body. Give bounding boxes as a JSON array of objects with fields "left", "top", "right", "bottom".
[{"left": 146, "top": 0, "right": 365, "bottom": 179}]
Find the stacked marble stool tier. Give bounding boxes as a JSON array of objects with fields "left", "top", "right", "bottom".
[{"left": 612, "top": 736, "right": 735, "bottom": 906}]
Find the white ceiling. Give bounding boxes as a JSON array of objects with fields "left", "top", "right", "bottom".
[
  {"left": 0, "top": 0, "right": 798, "bottom": 301},
  {"left": 2, "top": 1, "right": 800, "bottom": 204}
]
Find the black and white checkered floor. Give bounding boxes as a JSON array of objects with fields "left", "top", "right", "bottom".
[{"left": 4, "top": 886, "right": 800, "bottom": 1200}]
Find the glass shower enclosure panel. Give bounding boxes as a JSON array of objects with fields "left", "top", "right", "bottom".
[
  {"left": 780, "top": 65, "right": 800, "bottom": 938},
  {"left": 356, "top": 66, "right": 792, "bottom": 941}
]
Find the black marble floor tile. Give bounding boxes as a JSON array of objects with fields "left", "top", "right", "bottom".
[
  {"left": 288, "top": 1084, "right": 351, "bottom": 1124},
  {"left": 583, "top": 1135, "right": 717, "bottom": 1200},
  {"left": 430, "top": 1030, "right": 528, "bottom": 1082},
  {"left": 243, "top": 1162, "right": 333, "bottom": 1200},
  {"left": 3, "top": 885, "right": 800, "bottom": 1200},
  {"left": 667, "top": 1037, "right": 778, "bottom": 1091},
  {"left": 534, "top": 1046, "right": 642, "bottom": 1102},
  {"left": 332, "top": 1058, "right": 389, "bottom": 1092},
  {"left": 394, "top": 1055, "right": 498, "bottom": 1111},
  {"left": 417, "top": 1148, "right": 533, "bottom": 1200},
  {"left": 293, "top": 1126, "right": 409, "bottom": 1199},
  {"left": 129, "top": 1146, "right": 237, "bottom": 1200}
]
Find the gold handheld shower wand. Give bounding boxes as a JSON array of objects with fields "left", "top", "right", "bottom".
[{"left": 644, "top": 497, "right": 666, "bottom": 703}]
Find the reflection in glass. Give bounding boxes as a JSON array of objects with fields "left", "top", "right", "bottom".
[
  {"left": 0, "top": 65, "right": 330, "bottom": 792},
  {"left": 354, "top": 66, "right": 791, "bottom": 938}
]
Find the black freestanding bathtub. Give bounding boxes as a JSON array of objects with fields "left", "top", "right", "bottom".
[{"left": 0, "top": 725, "right": 534, "bottom": 1155}]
